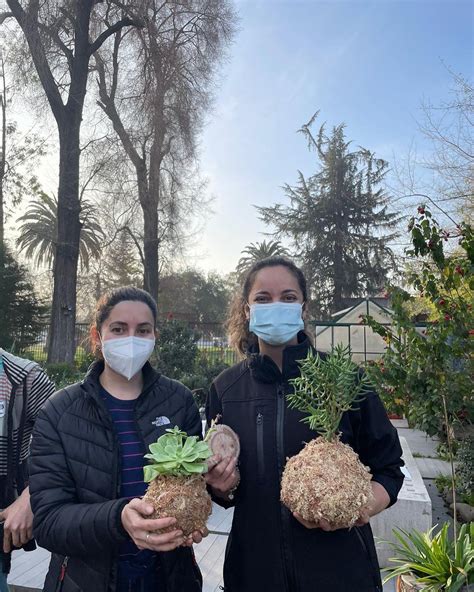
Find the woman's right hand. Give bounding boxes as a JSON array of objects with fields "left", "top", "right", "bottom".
[
  {"left": 205, "top": 455, "right": 239, "bottom": 498},
  {"left": 121, "top": 498, "right": 184, "bottom": 552}
]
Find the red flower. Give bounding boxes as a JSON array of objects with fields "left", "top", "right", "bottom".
[
  {"left": 438, "top": 299, "right": 446, "bottom": 306},
  {"left": 418, "top": 206, "right": 425, "bottom": 214},
  {"left": 444, "top": 314, "right": 451, "bottom": 321},
  {"left": 455, "top": 265, "right": 465, "bottom": 276}
]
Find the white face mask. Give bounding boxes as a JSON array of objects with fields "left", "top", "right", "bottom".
[{"left": 101, "top": 336, "right": 155, "bottom": 380}]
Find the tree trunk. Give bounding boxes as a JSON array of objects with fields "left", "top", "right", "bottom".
[
  {"left": 332, "top": 230, "right": 344, "bottom": 313},
  {"left": 142, "top": 203, "right": 159, "bottom": 302},
  {"left": 0, "top": 59, "right": 6, "bottom": 247},
  {"left": 47, "top": 121, "right": 81, "bottom": 363}
]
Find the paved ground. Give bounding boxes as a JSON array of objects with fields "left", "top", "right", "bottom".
[{"left": 8, "top": 422, "right": 455, "bottom": 592}]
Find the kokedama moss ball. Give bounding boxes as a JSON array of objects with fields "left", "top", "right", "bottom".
[
  {"left": 280, "top": 437, "right": 373, "bottom": 528},
  {"left": 143, "top": 474, "right": 212, "bottom": 536}
]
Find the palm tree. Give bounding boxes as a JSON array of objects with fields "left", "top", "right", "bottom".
[
  {"left": 236, "top": 240, "right": 290, "bottom": 277},
  {"left": 16, "top": 192, "right": 104, "bottom": 271}
]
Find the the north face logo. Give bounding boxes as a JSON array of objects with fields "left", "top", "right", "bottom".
[{"left": 152, "top": 416, "right": 171, "bottom": 427}]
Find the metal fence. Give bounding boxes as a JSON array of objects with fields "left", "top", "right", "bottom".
[
  {"left": 20, "top": 321, "right": 239, "bottom": 367},
  {"left": 19, "top": 319, "right": 427, "bottom": 367}
]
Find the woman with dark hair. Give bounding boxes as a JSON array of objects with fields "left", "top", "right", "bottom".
[
  {"left": 205, "top": 257, "right": 404, "bottom": 592},
  {"left": 29, "top": 287, "right": 204, "bottom": 592}
]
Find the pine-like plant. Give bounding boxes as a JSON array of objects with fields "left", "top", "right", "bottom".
[
  {"left": 280, "top": 345, "right": 374, "bottom": 528},
  {"left": 143, "top": 427, "right": 212, "bottom": 536}
]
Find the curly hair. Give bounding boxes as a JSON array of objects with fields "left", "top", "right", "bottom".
[{"left": 226, "top": 257, "right": 312, "bottom": 356}]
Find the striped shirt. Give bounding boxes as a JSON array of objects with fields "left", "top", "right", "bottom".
[
  {"left": 100, "top": 386, "right": 158, "bottom": 585},
  {"left": 0, "top": 350, "right": 55, "bottom": 504}
]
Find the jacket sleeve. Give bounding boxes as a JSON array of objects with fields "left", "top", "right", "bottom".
[
  {"left": 26, "top": 366, "right": 56, "bottom": 423},
  {"left": 353, "top": 390, "right": 404, "bottom": 507},
  {"left": 29, "top": 397, "right": 128, "bottom": 558}
]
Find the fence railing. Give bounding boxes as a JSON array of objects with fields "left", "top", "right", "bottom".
[
  {"left": 19, "top": 320, "right": 428, "bottom": 367},
  {"left": 20, "top": 321, "right": 239, "bottom": 367}
]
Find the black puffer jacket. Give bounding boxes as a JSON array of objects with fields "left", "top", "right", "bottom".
[
  {"left": 29, "top": 361, "right": 203, "bottom": 592},
  {"left": 206, "top": 336, "right": 404, "bottom": 592}
]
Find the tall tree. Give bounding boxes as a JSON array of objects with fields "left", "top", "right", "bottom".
[
  {"left": 236, "top": 239, "right": 290, "bottom": 278},
  {"left": 0, "top": 55, "right": 45, "bottom": 245},
  {"left": 258, "top": 114, "right": 400, "bottom": 316},
  {"left": 0, "top": 1, "right": 141, "bottom": 362},
  {"left": 419, "top": 69, "right": 473, "bottom": 211},
  {"left": 0, "top": 242, "right": 46, "bottom": 350},
  {"left": 95, "top": 0, "right": 236, "bottom": 301},
  {"left": 159, "top": 269, "right": 231, "bottom": 323}
]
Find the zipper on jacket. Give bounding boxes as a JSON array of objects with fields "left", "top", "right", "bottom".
[
  {"left": 256, "top": 412, "right": 265, "bottom": 481},
  {"left": 55, "top": 556, "right": 68, "bottom": 591},
  {"left": 276, "top": 383, "right": 296, "bottom": 592}
]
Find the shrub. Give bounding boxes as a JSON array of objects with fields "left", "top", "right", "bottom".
[
  {"left": 155, "top": 320, "right": 200, "bottom": 379},
  {"left": 457, "top": 438, "right": 474, "bottom": 499},
  {"left": 42, "top": 363, "right": 83, "bottom": 390},
  {"left": 180, "top": 358, "right": 230, "bottom": 408}
]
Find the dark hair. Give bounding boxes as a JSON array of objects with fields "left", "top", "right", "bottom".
[
  {"left": 226, "top": 257, "right": 310, "bottom": 356},
  {"left": 90, "top": 286, "right": 158, "bottom": 356}
]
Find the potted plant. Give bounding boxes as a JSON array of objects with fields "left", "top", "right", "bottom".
[
  {"left": 280, "top": 344, "right": 373, "bottom": 528},
  {"left": 383, "top": 522, "right": 474, "bottom": 592}
]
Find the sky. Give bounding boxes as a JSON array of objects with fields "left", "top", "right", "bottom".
[{"left": 194, "top": 0, "right": 473, "bottom": 274}]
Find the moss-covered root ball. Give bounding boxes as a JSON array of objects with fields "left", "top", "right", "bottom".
[{"left": 280, "top": 437, "right": 373, "bottom": 528}]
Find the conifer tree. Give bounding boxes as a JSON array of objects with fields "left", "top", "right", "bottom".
[{"left": 258, "top": 114, "right": 400, "bottom": 316}]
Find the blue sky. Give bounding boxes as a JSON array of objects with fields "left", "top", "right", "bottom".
[{"left": 196, "top": 0, "right": 473, "bottom": 273}]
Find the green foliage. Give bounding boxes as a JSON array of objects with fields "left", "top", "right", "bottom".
[
  {"left": 155, "top": 319, "right": 200, "bottom": 379},
  {"left": 143, "top": 427, "right": 211, "bottom": 481},
  {"left": 0, "top": 244, "right": 46, "bottom": 351},
  {"left": 364, "top": 208, "right": 474, "bottom": 437},
  {"left": 42, "top": 363, "right": 83, "bottom": 390},
  {"left": 180, "top": 357, "right": 230, "bottom": 407},
  {"left": 158, "top": 270, "right": 232, "bottom": 324},
  {"left": 16, "top": 192, "right": 104, "bottom": 271},
  {"left": 257, "top": 114, "right": 400, "bottom": 315},
  {"left": 235, "top": 240, "right": 290, "bottom": 278},
  {"left": 287, "top": 345, "right": 370, "bottom": 440},
  {"left": 457, "top": 438, "right": 474, "bottom": 499},
  {"left": 383, "top": 523, "right": 474, "bottom": 591}
]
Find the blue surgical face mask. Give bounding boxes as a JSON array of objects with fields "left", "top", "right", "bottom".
[{"left": 249, "top": 302, "right": 304, "bottom": 346}]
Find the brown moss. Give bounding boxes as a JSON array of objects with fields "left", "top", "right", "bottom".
[
  {"left": 280, "top": 437, "right": 373, "bottom": 528},
  {"left": 143, "top": 474, "right": 212, "bottom": 536}
]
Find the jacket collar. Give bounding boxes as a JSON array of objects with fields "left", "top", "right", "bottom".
[
  {"left": 0, "top": 349, "right": 38, "bottom": 386},
  {"left": 80, "top": 359, "right": 161, "bottom": 402},
  {"left": 247, "top": 332, "right": 314, "bottom": 384}
]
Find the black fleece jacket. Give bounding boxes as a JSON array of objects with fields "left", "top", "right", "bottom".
[
  {"left": 206, "top": 335, "right": 404, "bottom": 592},
  {"left": 29, "top": 361, "right": 203, "bottom": 592}
]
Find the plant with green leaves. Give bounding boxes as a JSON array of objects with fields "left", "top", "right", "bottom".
[
  {"left": 287, "top": 344, "right": 371, "bottom": 440},
  {"left": 281, "top": 344, "right": 374, "bottom": 528},
  {"left": 143, "top": 427, "right": 211, "bottom": 482},
  {"left": 383, "top": 522, "right": 474, "bottom": 591},
  {"left": 142, "top": 427, "right": 212, "bottom": 536}
]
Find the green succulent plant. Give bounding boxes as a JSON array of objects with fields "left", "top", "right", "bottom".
[
  {"left": 144, "top": 427, "right": 211, "bottom": 482},
  {"left": 287, "top": 345, "right": 370, "bottom": 440}
]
